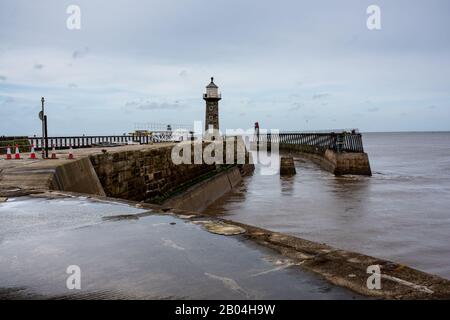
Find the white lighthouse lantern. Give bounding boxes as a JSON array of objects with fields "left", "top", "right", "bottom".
[{"left": 205, "top": 77, "right": 220, "bottom": 98}]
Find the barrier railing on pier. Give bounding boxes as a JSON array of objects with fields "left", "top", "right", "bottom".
[
  {"left": 255, "top": 132, "right": 365, "bottom": 153},
  {"left": 28, "top": 131, "right": 192, "bottom": 150},
  {"left": 0, "top": 136, "right": 31, "bottom": 154}
]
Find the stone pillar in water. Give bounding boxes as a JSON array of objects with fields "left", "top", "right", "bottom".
[{"left": 280, "top": 156, "right": 296, "bottom": 175}]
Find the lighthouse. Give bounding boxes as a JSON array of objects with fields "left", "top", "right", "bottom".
[{"left": 203, "top": 77, "right": 221, "bottom": 132}]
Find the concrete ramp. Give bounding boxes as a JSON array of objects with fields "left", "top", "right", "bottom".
[
  {"left": 0, "top": 156, "right": 105, "bottom": 196},
  {"left": 51, "top": 158, "right": 105, "bottom": 196}
]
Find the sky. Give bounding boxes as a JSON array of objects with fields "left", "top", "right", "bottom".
[{"left": 0, "top": 0, "right": 449, "bottom": 135}]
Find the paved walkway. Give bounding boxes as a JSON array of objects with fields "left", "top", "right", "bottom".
[{"left": 0, "top": 143, "right": 174, "bottom": 191}]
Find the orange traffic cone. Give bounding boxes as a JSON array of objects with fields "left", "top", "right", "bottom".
[
  {"left": 6, "top": 145, "right": 12, "bottom": 160},
  {"left": 14, "top": 144, "right": 21, "bottom": 160},
  {"left": 51, "top": 144, "right": 57, "bottom": 159},
  {"left": 29, "top": 144, "right": 37, "bottom": 159},
  {"left": 68, "top": 144, "right": 74, "bottom": 160}
]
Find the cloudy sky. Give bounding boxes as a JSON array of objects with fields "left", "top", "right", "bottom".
[{"left": 0, "top": 0, "right": 449, "bottom": 135}]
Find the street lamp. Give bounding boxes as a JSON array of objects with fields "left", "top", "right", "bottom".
[
  {"left": 40, "top": 97, "right": 45, "bottom": 158},
  {"left": 40, "top": 97, "right": 48, "bottom": 158}
]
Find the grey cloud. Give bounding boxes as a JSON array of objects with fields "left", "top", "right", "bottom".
[
  {"left": 34, "top": 64, "right": 44, "bottom": 70},
  {"left": 126, "top": 100, "right": 184, "bottom": 111},
  {"left": 312, "top": 93, "right": 330, "bottom": 100},
  {"left": 124, "top": 101, "right": 139, "bottom": 107},
  {"left": 179, "top": 70, "right": 188, "bottom": 78},
  {"left": 68, "top": 83, "right": 78, "bottom": 88},
  {"left": 72, "top": 47, "right": 89, "bottom": 59},
  {"left": 138, "top": 102, "right": 182, "bottom": 110},
  {"left": 1, "top": 96, "right": 15, "bottom": 105},
  {"left": 427, "top": 105, "right": 437, "bottom": 109},
  {"left": 289, "top": 102, "right": 304, "bottom": 111},
  {"left": 0, "top": 75, "right": 6, "bottom": 81},
  {"left": 365, "top": 100, "right": 379, "bottom": 112}
]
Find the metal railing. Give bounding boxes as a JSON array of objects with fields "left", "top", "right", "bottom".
[
  {"left": 28, "top": 131, "right": 193, "bottom": 150},
  {"left": 255, "top": 131, "right": 365, "bottom": 153},
  {"left": 0, "top": 136, "right": 31, "bottom": 154}
]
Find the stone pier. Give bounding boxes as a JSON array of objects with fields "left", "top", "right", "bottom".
[
  {"left": 0, "top": 141, "right": 254, "bottom": 207},
  {"left": 278, "top": 143, "right": 372, "bottom": 176},
  {"left": 280, "top": 156, "right": 296, "bottom": 175}
]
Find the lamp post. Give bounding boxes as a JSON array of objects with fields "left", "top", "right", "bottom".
[
  {"left": 41, "top": 97, "right": 45, "bottom": 158},
  {"left": 39, "top": 97, "right": 49, "bottom": 158}
]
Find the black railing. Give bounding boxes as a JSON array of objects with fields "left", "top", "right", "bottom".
[
  {"left": 28, "top": 131, "right": 193, "bottom": 150},
  {"left": 0, "top": 136, "right": 31, "bottom": 154},
  {"left": 255, "top": 132, "right": 365, "bottom": 153}
]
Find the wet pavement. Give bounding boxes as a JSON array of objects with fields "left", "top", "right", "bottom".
[{"left": 0, "top": 196, "right": 361, "bottom": 299}]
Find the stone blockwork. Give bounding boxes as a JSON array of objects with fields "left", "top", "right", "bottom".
[
  {"left": 279, "top": 143, "right": 371, "bottom": 176},
  {"left": 90, "top": 140, "right": 254, "bottom": 203},
  {"left": 162, "top": 166, "right": 244, "bottom": 212},
  {"left": 0, "top": 141, "right": 253, "bottom": 203},
  {"left": 90, "top": 145, "right": 216, "bottom": 202},
  {"left": 324, "top": 149, "right": 372, "bottom": 176},
  {"left": 280, "top": 156, "right": 296, "bottom": 176}
]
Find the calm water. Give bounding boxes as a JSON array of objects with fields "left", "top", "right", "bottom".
[{"left": 205, "top": 132, "right": 450, "bottom": 279}]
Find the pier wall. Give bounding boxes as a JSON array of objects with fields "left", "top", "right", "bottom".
[
  {"left": 89, "top": 145, "right": 216, "bottom": 202},
  {"left": 89, "top": 141, "right": 254, "bottom": 203},
  {"left": 162, "top": 166, "right": 243, "bottom": 212},
  {"left": 0, "top": 141, "right": 253, "bottom": 205},
  {"left": 278, "top": 143, "right": 372, "bottom": 176}
]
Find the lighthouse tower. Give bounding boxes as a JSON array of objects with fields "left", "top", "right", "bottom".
[{"left": 203, "top": 77, "right": 221, "bottom": 132}]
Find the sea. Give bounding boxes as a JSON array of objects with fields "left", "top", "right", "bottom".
[{"left": 204, "top": 132, "right": 450, "bottom": 279}]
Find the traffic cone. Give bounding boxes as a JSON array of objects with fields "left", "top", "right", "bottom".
[
  {"left": 6, "top": 145, "right": 12, "bottom": 160},
  {"left": 68, "top": 144, "right": 74, "bottom": 160},
  {"left": 51, "top": 144, "right": 57, "bottom": 159},
  {"left": 29, "top": 144, "right": 37, "bottom": 159},
  {"left": 14, "top": 144, "right": 21, "bottom": 160}
]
